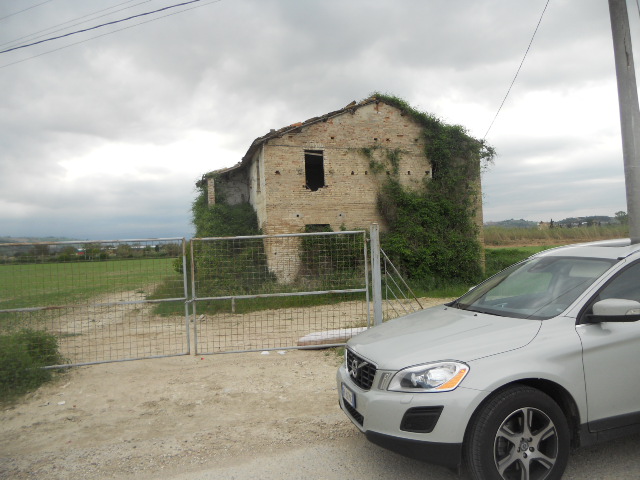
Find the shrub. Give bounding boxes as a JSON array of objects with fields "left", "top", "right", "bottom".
[
  {"left": 0, "top": 329, "right": 65, "bottom": 402},
  {"left": 191, "top": 180, "right": 260, "bottom": 239}
]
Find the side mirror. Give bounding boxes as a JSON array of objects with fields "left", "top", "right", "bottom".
[{"left": 585, "top": 298, "right": 640, "bottom": 324}]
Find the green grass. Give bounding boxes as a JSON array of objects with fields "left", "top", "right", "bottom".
[
  {"left": 0, "top": 239, "right": 615, "bottom": 319},
  {"left": 483, "top": 225, "right": 628, "bottom": 246},
  {"left": 0, "top": 258, "right": 181, "bottom": 312},
  {"left": 411, "top": 245, "right": 557, "bottom": 299},
  {"left": 484, "top": 245, "right": 555, "bottom": 277}
]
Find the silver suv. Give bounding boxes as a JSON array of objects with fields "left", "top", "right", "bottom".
[{"left": 337, "top": 239, "right": 640, "bottom": 480}]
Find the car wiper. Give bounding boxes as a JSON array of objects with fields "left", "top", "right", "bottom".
[{"left": 464, "top": 306, "right": 506, "bottom": 317}]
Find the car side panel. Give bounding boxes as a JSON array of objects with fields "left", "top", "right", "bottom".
[
  {"left": 457, "top": 316, "right": 588, "bottom": 420},
  {"left": 578, "top": 321, "right": 640, "bottom": 428}
]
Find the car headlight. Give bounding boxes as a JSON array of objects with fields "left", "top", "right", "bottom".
[{"left": 388, "top": 361, "right": 469, "bottom": 393}]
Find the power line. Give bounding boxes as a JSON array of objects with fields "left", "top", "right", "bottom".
[
  {"left": 0, "top": 0, "right": 222, "bottom": 70},
  {"left": 0, "top": 1, "right": 53, "bottom": 22},
  {"left": 483, "top": 0, "right": 551, "bottom": 140},
  {"left": 0, "top": 0, "right": 146, "bottom": 50},
  {"left": 0, "top": 0, "right": 203, "bottom": 55}
]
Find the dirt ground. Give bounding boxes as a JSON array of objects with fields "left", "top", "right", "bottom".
[
  {"left": 0, "top": 348, "right": 355, "bottom": 480},
  {"left": 4, "top": 304, "right": 640, "bottom": 480},
  {"left": 0, "top": 298, "right": 451, "bottom": 480}
]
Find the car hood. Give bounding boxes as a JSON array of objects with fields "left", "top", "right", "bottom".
[{"left": 348, "top": 305, "right": 541, "bottom": 370}]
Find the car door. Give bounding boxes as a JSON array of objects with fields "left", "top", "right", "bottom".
[{"left": 577, "top": 260, "right": 640, "bottom": 432}]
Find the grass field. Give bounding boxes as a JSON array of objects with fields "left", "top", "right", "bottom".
[
  {"left": 1, "top": 226, "right": 629, "bottom": 313},
  {"left": 0, "top": 258, "right": 182, "bottom": 312},
  {"left": 484, "top": 225, "right": 628, "bottom": 246}
]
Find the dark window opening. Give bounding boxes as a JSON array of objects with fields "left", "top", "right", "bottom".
[
  {"left": 304, "top": 150, "right": 325, "bottom": 191},
  {"left": 305, "top": 224, "right": 331, "bottom": 233}
]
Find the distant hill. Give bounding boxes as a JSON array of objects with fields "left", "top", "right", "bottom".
[
  {"left": 0, "top": 236, "right": 75, "bottom": 244},
  {"left": 484, "top": 219, "right": 538, "bottom": 228},
  {"left": 486, "top": 215, "right": 620, "bottom": 228}
]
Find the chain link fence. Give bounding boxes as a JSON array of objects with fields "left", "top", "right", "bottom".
[
  {"left": 1, "top": 228, "right": 425, "bottom": 398},
  {"left": 0, "top": 238, "right": 189, "bottom": 372},
  {"left": 191, "top": 230, "right": 370, "bottom": 353}
]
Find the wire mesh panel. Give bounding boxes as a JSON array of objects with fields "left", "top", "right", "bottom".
[
  {"left": 0, "top": 238, "right": 189, "bottom": 371},
  {"left": 191, "top": 231, "right": 369, "bottom": 353},
  {"left": 381, "top": 248, "right": 424, "bottom": 321}
]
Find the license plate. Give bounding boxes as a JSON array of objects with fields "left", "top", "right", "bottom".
[{"left": 341, "top": 383, "right": 356, "bottom": 409}]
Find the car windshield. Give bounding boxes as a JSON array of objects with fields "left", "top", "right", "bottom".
[{"left": 451, "top": 256, "right": 616, "bottom": 320}]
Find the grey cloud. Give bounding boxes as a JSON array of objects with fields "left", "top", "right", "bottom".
[{"left": 0, "top": 0, "right": 633, "bottom": 238}]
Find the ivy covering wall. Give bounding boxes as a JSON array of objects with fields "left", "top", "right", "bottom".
[
  {"left": 369, "top": 93, "right": 495, "bottom": 287},
  {"left": 191, "top": 176, "right": 260, "bottom": 238}
]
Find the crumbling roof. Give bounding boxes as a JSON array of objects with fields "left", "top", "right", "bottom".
[{"left": 202, "top": 96, "right": 382, "bottom": 180}]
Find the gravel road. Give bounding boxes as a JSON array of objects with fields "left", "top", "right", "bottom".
[
  {"left": 2, "top": 344, "right": 640, "bottom": 480},
  {"left": 154, "top": 431, "right": 640, "bottom": 480}
]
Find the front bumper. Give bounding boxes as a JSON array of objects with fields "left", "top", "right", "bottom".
[
  {"left": 365, "top": 431, "right": 462, "bottom": 469},
  {"left": 337, "top": 364, "right": 488, "bottom": 468}
]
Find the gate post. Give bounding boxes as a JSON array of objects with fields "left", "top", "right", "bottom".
[{"left": 370, "top": 223, "right": 383, "bottom": 326}]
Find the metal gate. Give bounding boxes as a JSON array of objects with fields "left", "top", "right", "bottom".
[
  {"left": 0, "top": 227, "right": 424, "bottom": 376},
  {"left": 189, "top": 230, "right": 370, "bottom": 354},
  {"left": 0, "top": 238, "right": 190, "bottom": 367}
]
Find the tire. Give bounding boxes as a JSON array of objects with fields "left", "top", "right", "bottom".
[{"left": 464, "top": 385, "right": 570, "bottom": 480}]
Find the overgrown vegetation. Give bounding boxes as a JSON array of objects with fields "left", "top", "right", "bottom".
[
  {"left": 298, "top": 225, "right": 365, "bottom": 290},
  {"left": 176, "top": 181, "right": 264, "bottom": 297},
  {"left": 0, "top": 329, "right": 65, "bottom": 402},
  {"left": 190, "top": 94, "right": 496, "bottom": 297},
  {"left": 484, "top": 246, "right": 553, "bottom": 277},
  {"left": 188, "top": 175, "right": 367, "bottom": 313},
  {"left": 366, "top": 93, "right": 495, "bottom": 289},
  {"left": 191, "top": 178, "right": 261, "bottom": 238}
]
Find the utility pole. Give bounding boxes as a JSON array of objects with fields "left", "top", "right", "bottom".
[{"left": 609, "top": 0, "right": 640, "bottom": 244}]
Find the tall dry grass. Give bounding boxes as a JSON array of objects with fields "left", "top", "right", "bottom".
[{"left": 483, "top": 225, "right": 629, "bottom": 246}]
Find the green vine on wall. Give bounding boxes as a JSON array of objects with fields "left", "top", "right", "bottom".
[
  {"left": 360, "top": 146, "right": 405, "bottom": 176},
  {"left": 191, "top": 94, "right": 495, "bottom": 287},
  {"left": 368, "top": 93, "right": 496, "bottom": 286},
  {"left": 191, "top": 175, "right": 260, "bottom": 238}
]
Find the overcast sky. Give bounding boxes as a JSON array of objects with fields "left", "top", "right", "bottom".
[{"left": 0, "top": 0, "right": 635, "bottom": 240}]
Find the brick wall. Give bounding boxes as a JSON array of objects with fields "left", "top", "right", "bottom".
[{"left": 255, "top": 101, "right": 431, "bottom": 235}]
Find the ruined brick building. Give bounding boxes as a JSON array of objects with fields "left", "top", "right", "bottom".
[
  {"left": 198, "top": 96, "right": 483, "bottom": 281},
  {"left": 201, "top": 96, "right": 479, "bottom": 235}
]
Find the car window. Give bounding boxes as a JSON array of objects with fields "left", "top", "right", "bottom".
[
  {"left": 454, "top": 256, "right": 616, "bottom": 320},
  {"left": 593, "top": 262, "right": 640, "bottom": 303},
  {"left": 485, "top": 270, "right": 552, "bottom": 300}
]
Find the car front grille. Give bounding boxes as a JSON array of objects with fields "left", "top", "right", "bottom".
[{"left": 346, "top": 348, "right": 377, "bottom": 390}]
